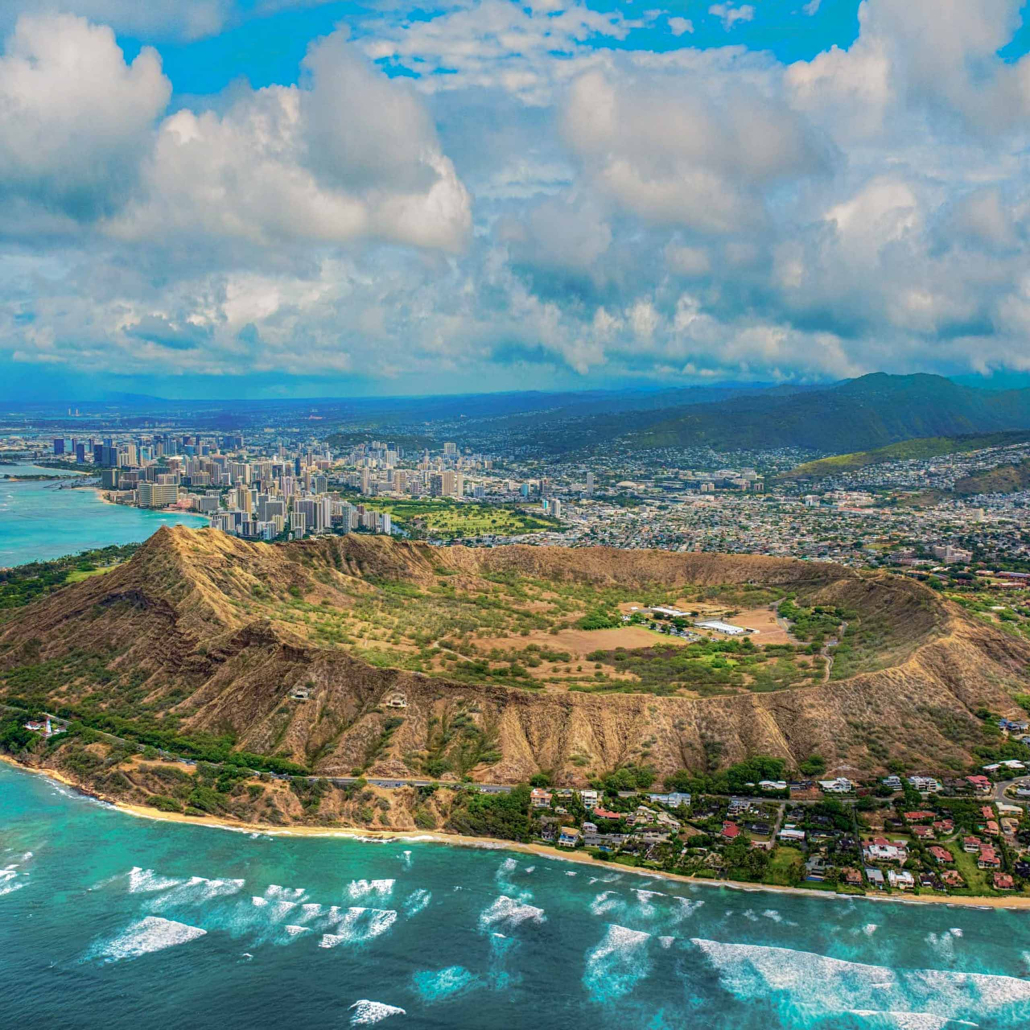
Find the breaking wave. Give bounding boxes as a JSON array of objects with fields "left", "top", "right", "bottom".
[
  {"left": 348, "top": 879, "right": 395, "bottom": 900},
  {"left": 89, "top": 916, "right": 207, "bottom": 962},
  {"left": 0, "top": 851, "right": 31, "bottom": 897},
  {"left": 403, "top": 888, "right": 431, "bottom": 917},
  {"left": 478, "top": 895, "right": 546, "bottom": 931},
  {"left": 583, "top": 924, "right": 653, "bottom": 1003},
  {"left": 691, "top": 938, "right": 1030, "bottom": 1026},
  {"left": 318, "top": 907, "right": 398, "bottom": 947},
  {"left": 348, "top": 1000, "right": 406, "bottom": 1026},
  {"left": 411, "top": 965, "right": 481, "bottom": 1002},
  {"left": 145, "top": 875, "right": 244, "bottom": 911}
]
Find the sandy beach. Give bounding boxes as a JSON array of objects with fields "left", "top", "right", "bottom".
[{"left": 6, "top": 754, "right": 1028, "bottom": 912}]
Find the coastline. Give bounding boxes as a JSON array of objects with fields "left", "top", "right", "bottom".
[{"left": 5, "top": 754, "right": 1027, "bottom": 911}]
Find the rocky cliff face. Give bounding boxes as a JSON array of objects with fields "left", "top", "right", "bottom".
[{"left": 2, "top": 526, "right": 1027, "bottom": 783}]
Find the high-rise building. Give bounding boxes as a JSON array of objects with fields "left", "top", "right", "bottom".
[
  {"left": 137, "top": 482, "right": 179, "bottom": 508},
  {"left": 53, "top": 439, "right": 65, "bottom": 456}
]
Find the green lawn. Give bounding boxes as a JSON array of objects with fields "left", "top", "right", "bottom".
[
  {"left": 353, "top": 497, "right": 559, "bottom": 540},
  {"left": 763, "top": 846, "right": 804, "bottom": 886}
]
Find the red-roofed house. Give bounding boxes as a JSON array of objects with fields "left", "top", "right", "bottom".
[
  {"left": 978, "top": 846, "right": 1001, "bottom": 870},
  {"left": 903, "top": 810, "right": 936, "bottom": 822},
  {"left": 721, "top": 822, "right": 741, "bottom": 840},
  {"left": 994, "top": 872, "right": 1016, "bottom": 890},
  {"left": 928, "top": 846, "right": 953, "bottom": 864},
  {"left": 967, "top": 776, "right": 991, "bottom": 793}
]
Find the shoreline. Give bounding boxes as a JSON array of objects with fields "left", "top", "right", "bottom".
[{"left": 5, "top": 755, "right": 1028, "bottom": 911}]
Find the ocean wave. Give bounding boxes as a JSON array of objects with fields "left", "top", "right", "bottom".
[
  {"left": 583, "top": 924, "right": 653, "bottom": 1003},
  {"left": 690, "top": 938, "right": 1030, "bottom": 1025},
  {"left": 848, "top": 1012, "right": 979, "bottom": 1030},
  {"left": 319, "top": 907, "right": 398, "bottom": 947},
  {"left": 411, "top": 965, "right": 481, "bottom": 1002},
  {"left": 478, "top": 895, "right": 546, "bottom": 931},
  {"left": 89, "top": 916, "right": 207, "bottom": 962},
  {"left": 590, "top": 890, "right": 622, "bottom": 917},
  {"left": 146, "top": 875, "right": 244, "bottom": 911},
  {"left": 348, "top": 1001, "right": 406, "bottom": 1026},
  {"left": 0, "top": 850, "right": 32, "bottom": 898},
  {"left": 403, "top": 888, "right": 431, "bottom": 917},
  {"left": 127, "top": 866, "right": 183, "bottom": 894},
  {"left": 347, "top": 879, "right": 395, "bottom": 900}
]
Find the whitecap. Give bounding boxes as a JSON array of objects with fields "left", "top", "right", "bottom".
[
  {"left": 319, "top": 907, "right": 398, "bottom": 946},
  {"left": 658, "top": 936, "right": 675, "bottom": 949},
  {"left": 348, "top": 1000, "right": 406, "bottom": 1026},
  {"left": 127, "top": 867, "right": 183, "bottom": 894},
  {"left": 89, "top": 916, "right": 206, "bottom": 962},
  {"left": 691, "top": 938, "right": 1030, "bottom": 1024},
  {"left": 590, "top": 890, "right": 622, "bottom": 917},
  {"left": 478, "top": 895, "right": 546, "bottom": 931},
  {"left": 403, "top": 888, "right": 431, "bottom": 917},
  {"left": 146, "top": 875, "right": 244, "bottom": 910},
  {"left": 347, "top": 879, "right": 395, "bottom": 900},
  {"left": 583, "top": 924, "right": 652, "bottom": 1003},
  {"left": 411, "top": 965, "right": 480, "bottom": 1002}
]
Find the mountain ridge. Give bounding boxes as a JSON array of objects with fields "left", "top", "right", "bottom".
[{"left": 1, "top": 527, "right": 1027, "bottom": 790}]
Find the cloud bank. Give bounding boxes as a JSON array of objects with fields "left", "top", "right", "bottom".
[{"left": 3, "top": 0, "right": 1030, "bottom": 394}]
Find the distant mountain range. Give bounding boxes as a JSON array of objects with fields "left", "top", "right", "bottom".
[
  {"left": 622, "top": 374, "right": 1030, "bottom": 453},
  {"left": 489, "top": 373, "right": 1030, "bottom": 456}
]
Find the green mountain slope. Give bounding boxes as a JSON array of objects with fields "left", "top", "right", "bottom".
[
  {"left": 779, "top": 430, "right": 1030, "bottom": 481},
  {"left": 629, "top": 374, "right": 1030, "bottom": 453}
]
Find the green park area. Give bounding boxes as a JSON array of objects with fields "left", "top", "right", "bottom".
[{"left": 354, "top": 497, "right": 560, "bottom": 540}]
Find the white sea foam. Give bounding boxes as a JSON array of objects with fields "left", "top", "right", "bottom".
[
  {"left": 403, "top": 888, "right": 431, "bottom": 917},
  {"left": 318, "top": 907, "right": 398, "bottom": 947},
  {"left": 590, "top": 890, "right": 622, "bottom": 917},
  {"left": 127, "top": 867, "right": 183, "bottom": 894},
  {"left": 691, "top": 938, "right": 1030, "bottom": 1024},
  {"left": 90, "top": 916, "right": 207, "bottom": 962},
  {"left": 146, "top": 875, "right": 244, "bottom": 910},
  {"left": 478, "top": 895, "right": 546, "bottom": 931},
  {"left": 411, "top": 965, "right": 480, "bottom": 1002},
  {"left": 863, "top": 923, "right": 880, "bottom": 936},
  {"left": 848, "top": 1013, "right": 977, "bottom": 1030},
  {"left": 925, "top": 932, "right": 957, "bottom": 961},
  {"left": 400, "top": 850, "right": 412, "bottom": 870},
  {"left": 347, "top": 879, "right": 395, "bottom": 900},
  {"left": 0, "top": 851, "right": 32, "bottom": 897},
  {"left": 658, "top": 936, "right": 675, "bottom": 949},
  {"left": 348, "top": 1000, "right": 406, "bottom": 1026},
  {"left": 566, "top": 871, "right": 577, "bottom": 877},
  {"left": 283, "top": 925, "right": 310, "bottom": 937},
  {"left": 672, "top": 897, "right": 704, "bottom": 920},
  {"left": 583, "top": 924, "right": 652, "bottom": 1003}
]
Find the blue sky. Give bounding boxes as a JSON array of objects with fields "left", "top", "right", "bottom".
[
  {"left": 2, "top": 0, "right": 1030, "bottom": 400},
  {"left": 126, "top": 1, "right": 864, "bottom": 97}
]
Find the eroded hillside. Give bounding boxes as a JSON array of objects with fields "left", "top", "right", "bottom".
[{"left": 1, "top": 526, "right": 1028, "bottom": 785}]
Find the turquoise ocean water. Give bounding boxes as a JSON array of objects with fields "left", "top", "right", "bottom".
[
  {"left": 4, "top": 762, "right": 1030, "bottom": 1029},
  {"left": 0, "top": 465, "right": 207, "bottom": 566}
]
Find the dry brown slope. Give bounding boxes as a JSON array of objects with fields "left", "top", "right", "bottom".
[{"left": 0, "top": 526, "right": 1027, "bottom": 783}]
